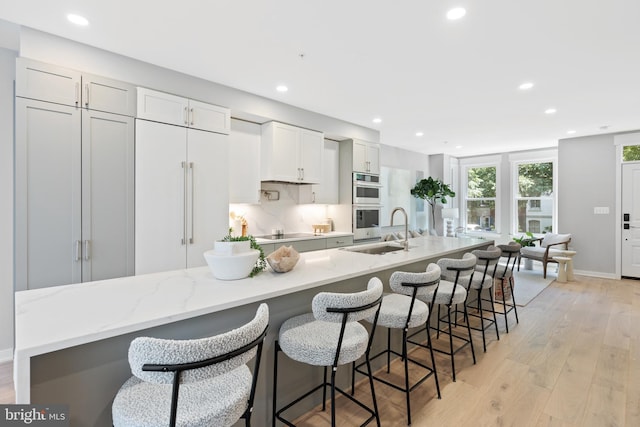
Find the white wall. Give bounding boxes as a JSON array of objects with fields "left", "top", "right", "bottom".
[{"left": 0, "top": 47, "right": 17, "bottom": 361}]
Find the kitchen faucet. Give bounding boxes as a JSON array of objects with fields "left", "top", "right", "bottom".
[{"left": 391, "top": 207, "right": 409, "bottom": 251}]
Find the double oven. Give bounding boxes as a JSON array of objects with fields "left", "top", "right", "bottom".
[{"left": 352, "top": 173, "right": 382, "bottom": 241}]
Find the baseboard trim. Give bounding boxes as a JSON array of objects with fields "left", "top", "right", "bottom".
[
  {"left": 574, "top": 270, "right": 617, "bottom": 280},
  {"left": 0, "top": 348, "right": 13, "bottom": 363}
]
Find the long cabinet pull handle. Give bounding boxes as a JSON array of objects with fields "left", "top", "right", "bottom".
[
  {"left": 190, "top": 108, "right": 194, "bottom": 126},
  {"left": 84, "top": 240, "right": 90, "bottom": 261},
  {"left": 84, "top": 83, "right": 89, "bottom": 107},
  {"left": 189, "top": 162, "right": 194, "bottom": 244},
  {"left": 181, "top": 161, "right": 187, "bottom": 245},
  {"left": 75, "top": 83, "right": 80, "bottom": 106},
  {"left": 184, "top": 107, "right": 188, "bottom": 125},
  {"left": 74, "top": 240, "right": 81, "bottom": 261}
]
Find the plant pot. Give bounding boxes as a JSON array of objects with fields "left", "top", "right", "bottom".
[{"left": 524, "top": 258, "right": 533, "bottom": 270}]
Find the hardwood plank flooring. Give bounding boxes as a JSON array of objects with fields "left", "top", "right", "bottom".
[{"left": 1, "top": 275, "right": 638, "bottom": 427}]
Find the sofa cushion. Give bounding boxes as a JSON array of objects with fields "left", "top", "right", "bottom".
[
  {"left": 541, "top": 233, "right": 571, "bottom": 248},
  {"left": 520, "top": 246, "right": 567, "bottom": 260}
]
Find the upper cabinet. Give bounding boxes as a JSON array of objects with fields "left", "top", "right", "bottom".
[
  {"left": 229, "top": 119, "right": 261, "bottom": 204},
  {"left": 261, "top": 121, "right": 324, "bottom": 184},
  {"left": 137, "top": 87, "right": 230, "bottom": 134},
  {"left": 16, "top": 58, "right": 136, "bottom": 116},
  {"left": 312, "top": 139, "right": 340, "bottom": 204},
  {"left": 353, "top": 139, "right": 380, "bottom": 174}
]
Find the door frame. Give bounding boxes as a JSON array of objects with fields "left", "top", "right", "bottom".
[{"left": 614, "top": 132, "right": 640, "bottom": 279}]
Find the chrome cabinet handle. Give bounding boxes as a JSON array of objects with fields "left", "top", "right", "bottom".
[
  {"left": 190, "top": 108, "right": 194, "bottom": 126},
  {"left": 184, "top": 107, "right": 188, "bottom": 125},
  {"left": 84, "top": 240, "right": 90, "bottom": 260},
  {"left": 181, "top": 161, "right": 187, "bottom": 245},
  {"left": 189, "top": 162, "right": 194, "bottom": 244},
  {"left": 75, "top": 83, "right": 80, "bottom": 106},
  {"left": 74, "top": 240, "right": 81, "bottom": 261},
  {"left": 84, "top": 83, "right": 89, "bottom": 107}
]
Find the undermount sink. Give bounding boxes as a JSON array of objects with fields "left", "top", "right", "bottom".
[{"left": 343, "top": 243, "right": 406, "bottom": 255}]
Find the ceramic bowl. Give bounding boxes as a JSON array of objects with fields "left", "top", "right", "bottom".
[{"left": 204, "top": 249, "right": 259, "bottom": 280}]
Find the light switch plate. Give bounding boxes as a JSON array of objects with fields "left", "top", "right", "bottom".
[{"left": 594, "top": 206, "right": 609, "bottom": 215}]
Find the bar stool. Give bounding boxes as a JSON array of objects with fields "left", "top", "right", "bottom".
[
  {"left": 273, "top": 278, "right": 383, "bottom": 427},
  {"left": 494, "top": 242, "right": 520, "bottom": 333},
  {"left": 352, "top": 264, "right": 442, "bottom": 425},
  {"left": 112, "top": 303, "right": 269, "bottom": 427},
  {"left": 423, "top": 253, "right": 477, "bottom": 382},
  {"left": 464, "top": 245, "right": 502, "bottom": 352}
]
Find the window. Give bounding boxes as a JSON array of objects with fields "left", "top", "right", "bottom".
[
  {"left": 465, "top": 165, "right": 497, "bottom": 232},
  {"left": 515, "top": 162, "right": 553, "bottom": 233},
  {"left": 623, "top": 145, "right": 640, "bottom": 162}
]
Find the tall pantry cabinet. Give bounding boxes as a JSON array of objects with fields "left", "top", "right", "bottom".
[
  {"left": 15, "top": 59, "right": 136, "bottom": 290},
  {"left": 135, "top": 88, "right": 230, "bottom": 275}
]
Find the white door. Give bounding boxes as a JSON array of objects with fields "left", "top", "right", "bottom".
[
  {"left": 299, "top": 129, "right": 323, "bottom": 184},
  {"left": 185, "top": 129, "right": 229, "bottom": 268},
  {"left": 622, "top": 162, "right": 640, "bottom": 278},
  {"left": 135, "top": 120, "right": 187, "bottom": 274}
]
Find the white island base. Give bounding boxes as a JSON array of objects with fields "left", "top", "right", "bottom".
[{"left": 15, "top": 236, "right": 491, "bottom": 426}]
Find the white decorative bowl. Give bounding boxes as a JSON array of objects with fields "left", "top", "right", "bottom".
[{"left": 204, "top": 249, "right": 260, "bottom": 280}]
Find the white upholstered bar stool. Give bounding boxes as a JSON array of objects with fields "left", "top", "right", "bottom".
[
  {"left": 112, "top": 303, "right": 269, "bottom": 427},
  {"left": 421, "top": 253, "right": 477, "bottom": 382},
  {"left": 353, "top": 264, "right": 442, "bottom": 425},
  {"left": 494, "top": 242, "right": 521, "bottom": 333},
  {"left": 464, "top": 245, "right": 502, "bottom": 352},
  {"left": 273, "top": 278, "right": 383, "bottom": 427}
]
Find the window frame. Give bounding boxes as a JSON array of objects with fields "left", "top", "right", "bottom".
[
  {"left": 461, "top": 157, "right": 501, "bottom": 235},
  {"left": 510, "top": 153, "right": 557, "bottom": 236}
]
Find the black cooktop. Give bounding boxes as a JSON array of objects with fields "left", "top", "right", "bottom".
[{"left": 256, "top": 233, "right": 317, "bottom": 240}]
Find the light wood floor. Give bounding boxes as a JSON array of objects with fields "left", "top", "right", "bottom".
[{"left": 2, "top": 275, "right": 639, "bottom": 426}]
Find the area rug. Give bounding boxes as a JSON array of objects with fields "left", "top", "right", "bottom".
[{"left": 511, "top": 268, "right": 556, "bottom": 306}]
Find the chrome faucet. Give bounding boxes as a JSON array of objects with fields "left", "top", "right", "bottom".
[{"left": 391, "top": 207, "right": 409, "bottom": 251}]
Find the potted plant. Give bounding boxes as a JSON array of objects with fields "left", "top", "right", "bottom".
[
  {"left": 204, "top": 228, "right": 267, "bottom": 279},
  {"left": 410, "top": 177, "right": 456, "bottom": 235}
]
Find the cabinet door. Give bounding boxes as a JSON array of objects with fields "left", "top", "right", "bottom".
[
  {"left": 188, "top": 99, "right": 230, "bottom": 134},
  {"left": 15, "top": 98, "right": 82, "bottom": 290},
  {"left": 82, "top": 74, "right": 136, "bottom": 116},
  {"left": 135, "top": 120, "right": 188, "bottom": 274},
  {"left": 137, "top": 87, "right": 189, "bottom": 127},
  {"left": 261, "top": 122, "right": 300, "bottom": 182},
  {"left": 352, "top": 140, "right": 368, "bottom": 173},
  {"left": 366, "top": 143, "right": 381, "bottom": 175},
  {"left": 82, "top": 111, "right": 135, "bottom": 282},
  {"left": 312, "top": 139, "right": 339, "bottom": 204},
  {"left": 16, "top": 58, "right": 81, "bottom": 107},
  {"left": 186, "top": 129, "right": 229, "bottom": 268},
  {"left": 229, "top": 119, "right": 261, "bottom": 204},
  {"left": 299, "top": 129, "right": 323, "bottom": 184}
]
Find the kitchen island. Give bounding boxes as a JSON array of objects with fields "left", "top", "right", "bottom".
[{"left": 14, "top": 235, "right": 491, "bottom": 426}]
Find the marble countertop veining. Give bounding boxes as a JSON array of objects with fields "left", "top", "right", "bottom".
[{"left": 14, "top": 236, "right": 489, "bottom": 359}]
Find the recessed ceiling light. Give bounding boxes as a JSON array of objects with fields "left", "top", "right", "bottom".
[
  {"left": 372, "top": 117, "right": 382, "bottom": 124},
  {"left": 67, "top": 13, "right": 89, "bottom": 26},
  {"left": 447, "top": 7, "right": 466, "bottom": 20},
  {"left": 455, "top": 145, "right": 463, "bottom": 149},
  {"left": 566, "top": 130, "right": 577, "bottom": 135},
  {"left": 519, "top": 82, "right": 534, "bottom": 90},
  {"left": 416, "top": 132, "right": 424, "bottom": 137},
  {"left": 544, "top": 108, "right": 557, "bottom": 114},
  {"left": 276, "top": 85, "right": 288, "bottom": 93}
]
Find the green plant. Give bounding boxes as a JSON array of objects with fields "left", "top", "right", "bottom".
[
  {"left": 410, "top": 177, "right": 456, "bottom": 232},
  {"left": 222, "top": 228, "right": 267, "bottom": 277},
  {"left": 513, "top": 231, "right": 536, "bottom": 247}
]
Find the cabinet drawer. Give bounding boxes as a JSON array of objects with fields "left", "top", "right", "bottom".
[
  {"left": 290, "top": 239, "right": 327, "bottom": 253},
  {"left": 326, "top": 236, "right": 354, "bottom": 248}
]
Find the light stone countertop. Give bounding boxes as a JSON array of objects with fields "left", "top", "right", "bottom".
[{"left": 14, "top": 235, "right": 489, "bottom": 402}]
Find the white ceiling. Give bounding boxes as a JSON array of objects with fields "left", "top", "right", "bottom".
[{"left": 2, "top": 0, "right": 640, "bottom": 156}]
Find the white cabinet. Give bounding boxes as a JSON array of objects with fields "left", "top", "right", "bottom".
[
  {"left": 312, "top": 139, "right": 340, "bottom": 204},
  {"left": 229, "top": 119, "right": 261, "bottom": 204},
  {"left": 14, "top": 98, "right": 135, "bottom": 290},
  {"left": 16, "top": 57, "right": 136, "bottom": 116},
  {"left": 135, "top": 119, "right": 229, "bottom": 274},
  {"left": 353, "top": 139, "right": 380, "bottom": 174},
  {"left": 137, "top": 87, "right": 230, "bottom": 134},
  {"left": 261, "top": 121, "right": 323, "bottom": 184},
  {"left": 326, "top": 235, "right": 354, "bottom": 248}
]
